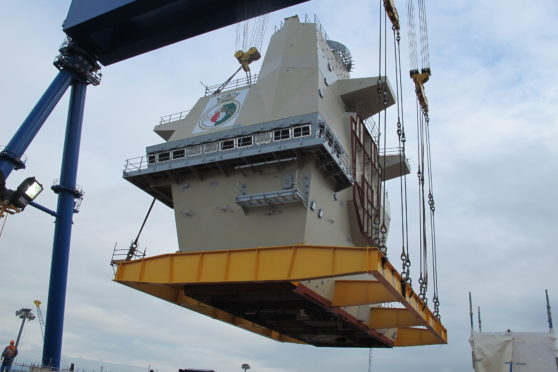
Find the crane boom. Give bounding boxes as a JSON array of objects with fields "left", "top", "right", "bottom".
[{"left": 33, "top": 300, "right": 45, "bottom": 340}]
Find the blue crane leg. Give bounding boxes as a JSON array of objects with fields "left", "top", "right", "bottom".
[
  {"left": 42, "top": 81, "right": 87, "bottom": 370},
  {"left": 0, "top": 70, "right": 74, "bottom": 180}
]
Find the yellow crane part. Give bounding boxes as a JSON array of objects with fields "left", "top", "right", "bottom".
[
  {"left": 0, "top": 204, "right": 21, "bottom": 218},
  {"left": 114, "top": 245, "right": 447, "bottom": 348},
  {"left": 411, "top": 69, "right": 431, "bottom": 114},
  {"left": 234, "top": 47, "right": 261, "bottom": 72},
  {"left": 383, "top": 0, "right": 400, "bottom": 30}
]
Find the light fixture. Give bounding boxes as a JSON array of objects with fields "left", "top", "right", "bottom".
[
  {"left": 14, "top": 308, "right": 35, "bottom": 348},
  {"left": 11, "top": 177, "right": 43, "bottom": 209}
]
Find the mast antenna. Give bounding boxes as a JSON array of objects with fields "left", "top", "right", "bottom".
[
  {"left": 546, "top": 289, "right": 554, "bottom": 332},
  {"left": 469, "top": 292, "right": 474, "bottom": 331},
  {"left": 477, "top": 306, "right": 482, "bottom": 332}
]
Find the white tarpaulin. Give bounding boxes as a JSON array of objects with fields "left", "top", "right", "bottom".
[{"left": 471, "top": 331, "right": 558, "bottom": 372}]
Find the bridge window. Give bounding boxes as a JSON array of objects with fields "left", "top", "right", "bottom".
[
  {"left": 293, "top": 125, "right": 311, "bottom": 138},
  {"left": 172, "top": 149, "right": 185, "bottom": 159},
  {"left": 237, "top": 136, "right": 253, "bottom": 147},
  {"left": 148, "top": 154, "right": 156, "bottom": 164},
  {"left": 220, "top": 139, "right": 235, "bottom": 151},
  {"left": 158, "top": 152, "right": 170, "bottom": 162},
  {"left": 273, "top": 129, "right": 290, "bottom": 141}
]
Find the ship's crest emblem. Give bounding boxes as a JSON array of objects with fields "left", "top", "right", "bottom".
[{"left": 194, "top": 89, "right": 248, "bottom": 133}]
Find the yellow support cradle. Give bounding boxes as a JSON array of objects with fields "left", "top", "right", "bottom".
[{"left": 114, "top": 244, "right": 447, "bottom": 348}]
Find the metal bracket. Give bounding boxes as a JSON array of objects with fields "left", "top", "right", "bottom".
[
  {"left": 51, "top": 184, "right": 83, "bottom": 199},
  {"left": 53, "top": 38, "right": 102, "bottom": 86},
  {"left": 0, "top": 151, "right": 26, "bottom": 170}
]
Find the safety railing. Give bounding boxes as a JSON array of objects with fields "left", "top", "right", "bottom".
[
  {"left": 204, "top": 73, "right": 259, "bottom": 96},
  {"left": 158, "top": 110, "right": 190, "bottom": 125},
  {"left": 123, "top": 156, "right": 148, "bottom": 173},
  {"left": 364, "top": 117, "right": 380, "bottom": 138},
  {"left": 110, "top": 242, "right": 146, "bottom": 274},
  {"left": 380, "top": 146, "right": 405, "bottom": 156},
  {"left": 304, "top": 14, "right": 329, "bottom": 41},
  {"left": 234, "top": 171, "right": 309, "bottom": 209},
  {"left": 11, "top": 362, "right": 73, "bottom": 372}
]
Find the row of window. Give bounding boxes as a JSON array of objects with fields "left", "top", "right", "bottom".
[{"left": 148, "top": 124, "right": 312, "bottom": 164}]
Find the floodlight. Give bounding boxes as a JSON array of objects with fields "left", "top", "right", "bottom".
[
  {"left": 11, "top": 177, "right": 43, "bottom": 209},
  {"left": 241, "top": 364, "right": 251, "bottom": 371}
]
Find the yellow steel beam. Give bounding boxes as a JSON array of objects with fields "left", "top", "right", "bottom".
[
  {"left": 368, "top": 308, "right": 423, "bottom": 329},
  {"left": 394, "top": 327, "right": 442, "bottom": 347},
  {"left": 120, "top": 281, "right": 304, "bottom": 345},
  {"left": 371, "top": 256, "right": 448, "bottom": 345},
  {"left": 332, "top": 280, "right": 398, "bottom": 306},
  {"left": 115, "top": 245, "right": 382, "bottom": 284},
  {"left": 114, "top": 244, "right": 447, "bottom": 346}
]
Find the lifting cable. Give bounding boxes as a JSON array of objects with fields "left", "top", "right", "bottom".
[
  {"left": 418, "top": 0, "right": 431, "bottom": 69},
  {"left": 380, "top": 0, "right": 389, "bottom": 254},
  {"left": 416, "top": 103, "right": 428, "bottom": 304},
  {"left": 126, "top": 197, "right": 156, "bottom": 261},
  {"left": 406, "top": 0, "right": 419, "bottom": 73},
  {"left": 0, "top": 212, "right": 8, "bottom": 239},
  {"left": 235, "top": 1, "right": 269, "bottom": 84},
  {"left": 373, "top": 0, "right": 383, "bottom": 250},
  {"left": 375, "top": 0, "right": 389, "bottom": 255},
  {"left": 426, "top": 115, "right": 440, "bottom": 317},
  {"left": 407, "top": 0, "right": 440, "bottom": 316},
  {"left": 384, "top": 0, "right": 412, "bottom": 284}
]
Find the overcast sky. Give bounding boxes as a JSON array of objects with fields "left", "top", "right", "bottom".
[{"left": 0, "top": 1, "right": 557, "bottom": 372}]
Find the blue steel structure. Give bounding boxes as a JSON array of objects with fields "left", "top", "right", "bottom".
[
  {"left": 42, "top": 82, "right": 88, "bottom": 368},
  {"left": 0, "top": 71, "right": 74, "bottom": 179},
  {"left": 0, "top": 40, "right": 97, "bottom": 368},
  {"left": 0, "top": 0, "right": 308, "bottom": 370}
]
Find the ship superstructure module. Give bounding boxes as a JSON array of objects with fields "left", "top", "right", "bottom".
[{"left": 114, "top": 12, "right": 447, "bottom": 348}]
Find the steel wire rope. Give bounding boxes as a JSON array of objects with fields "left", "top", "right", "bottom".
[
  {"left": 417, "top": 0, "right": 426, "bottom": 68},
  {"left": 408, "top": 0, "right": 432, "bottom": 303},
  {"left": 425, "top": 116, "right": 440, "bottom": 317},
  {"left": 373, "top": 0, "right": 384, "bottom": 246},
  {"left": 393, "top": 22, "right": 413, "bottom": 285},
  {"left": 0, "top": 212, "right": 8, "bottom": 239},
  {"left": 416, "top": 102, "right": 428, "bottom": 303},
  {"left": 406, "top": 0, "right": 419, "bottom": 72},
  {"left": 392, "top": 21, "right": 412, "bottom": 285},
  {"left": 379, "top": 1, "right": 389, "bottom": 255},
  {"left": 418, "top": 0, "right": 431, "bottom": 68},
  {"left": 415, "top": 0, "right": 438, "bottom": 314}
]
